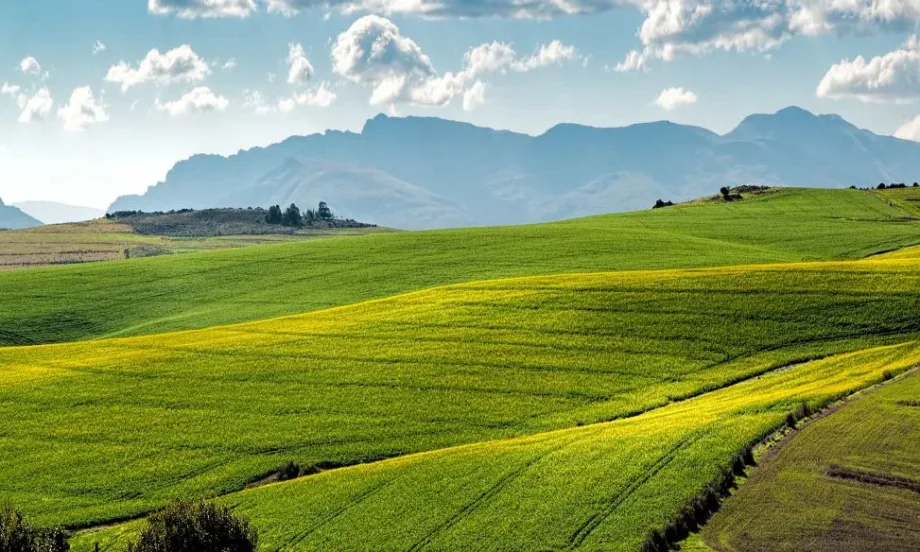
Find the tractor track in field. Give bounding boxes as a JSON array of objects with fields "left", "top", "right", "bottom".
[{"left": 564, "top": 434, "right": 700, "bottom": 550}]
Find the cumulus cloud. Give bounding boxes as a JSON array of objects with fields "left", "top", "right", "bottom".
[
  {"left": 106, "top": 45, "right": 211, "bottom": 91},
  {"left": 156, "top": 86, "right": 229, "bottom": 116},
  {"left": 93, "top": 40, "right": 106, "bottom": 55},
  {"left": 57, "top": 86, "right": 109, "bottom": 132},
  {"left": 654, "top": 86, "right": 697, "bottom": 110},
  {"left": 222, "top": 58, "right": 237, "bottom": 70},
  {"left": 332, "top": 15, "right": 576, "bottom": 107},
  {"left": 1, "top": 83, "right": 22, "bottom": 100},
  {"left": 816, "top": 36, "right": 920, "bottom": 103},
  {"left": 287, "top": 43, "right": 315, "bottom": 85},
  {"left": 148, "top": 0, "right": 257, "bottom": 18},
  {"left": 462, "top": 80, "right": 487, "bottom": 111},
  {"left": 19, "top": 57, "right": 42, "bottom": 75},
  {"left": 17, "top": 88, "right": 53, "bottom": 123},
  {"left": 895, "top": 114, "right": 920, "bottom": 141},
  {"left": 511, "top": 40, "right": 578, "bottom": 70},
  {"left": 279, "top": 81, "right": 337, "bottom": 111}
]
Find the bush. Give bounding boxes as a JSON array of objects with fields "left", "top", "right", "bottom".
[
  {"left": 719, "top": 186, "right": 730, "bottom": 197},
  {"left": 652, "top": 199, "right": 674, "bottom": 209},
  {"left": 0, "top": 505, "right": 68, "bottom": 552},
  {"left": 126, "top": 500, "right": 257, "bottom": 552}
]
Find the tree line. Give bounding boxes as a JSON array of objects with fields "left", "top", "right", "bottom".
[{"left": 265, "top": 201, "right": 334, "bottom": 227}]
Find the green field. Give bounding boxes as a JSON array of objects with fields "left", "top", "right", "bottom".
[
  {"left": 70, "top": 343, "right": 920, "bottom": 551},
  {"left": 2, "top": 188, "right": 919, "bottom": 346},
  {"left": 696, "top": 371, "right": 920, "bottom": 552},
  {"left": 2, "top": 187, "right": 920, "bottom": 551}
]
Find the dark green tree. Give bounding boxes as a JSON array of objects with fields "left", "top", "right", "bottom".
[
  {"left": 126, "top": 500, "right": 257, "bottom": 552},
  {"left": 317, "top": 201, "right": 333, "bottom": 220},
  {"left": 265, "top": 205, "right": 283, "bottom": 225},
  {"left": 282, "top": 204, "right": 302, "bottom": 227}
]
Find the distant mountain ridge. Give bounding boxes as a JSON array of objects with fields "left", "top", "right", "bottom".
[
  {"left": 13, "top": 201, "right": 105, "bottom": 225},
  {"left": 109, "top": 106, "right": 920, "bottom": 229},
  {"left": 0, "top": 198, "right": 43, "bottom": 230}
]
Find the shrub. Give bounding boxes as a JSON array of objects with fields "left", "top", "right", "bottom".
[
  {"left": 0, "top": 505, "right": 68, "bottom": 552},
  {"left": 652, "top": 199, "right": 674, "bottom": 209},
  {"left": 277, "top": 461, "right": 303, "bottom": 482},
  {"left": 877, "top": 183, "right": 887, "bottom": 189},
  {"left": 720, "top": 186, "right": 730, "bottom": 197},
  {"left": 126, "top": 500, "right": 257, "bottom": 552}
]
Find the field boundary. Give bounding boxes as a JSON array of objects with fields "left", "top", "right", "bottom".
[{"left": 674, "top": 365, "right": 920, "bottom": 552}]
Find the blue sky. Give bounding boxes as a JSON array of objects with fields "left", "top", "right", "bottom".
[{"left": 2, "top": 0, "right": 920, "bottom": 208}]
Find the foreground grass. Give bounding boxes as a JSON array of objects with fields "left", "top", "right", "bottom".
[
  {"left": 698, "top": 371, "right": 920, "bottom": 552},
  {"left": 71, "top": 342, "right": 920, "bottom": 552},
  {"left": 2, "top": 256, "right": 920, "bottom": 530},
  {"left": 1, "top": 188, "right": 918, "bottom": 346}
]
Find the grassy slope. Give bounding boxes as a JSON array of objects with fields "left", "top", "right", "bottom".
[
  {"left": 71, "top": 343, "right": 920, "bottom": 552},
  {"left": 2, "top": 255, "right": 920, "bottom": 530},
  {"left": 1, "top": 188, "right": 919, "bottom": 346},
  {"left": 0, "top": 219, "right": 387, "bottom": 272},
  {"left": 697, "top": 372, "right": 920, "bottom": 552}
]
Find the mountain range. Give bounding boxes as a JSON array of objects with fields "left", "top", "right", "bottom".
[
  {"left": 109, "top": 106, "right": 920, "bottom": 229},
  {"left": 0, "top": 198, "right": 43, "bottom": 230},
  {"left": 13, "top": 201, "right": 105, "bottom": 225}
]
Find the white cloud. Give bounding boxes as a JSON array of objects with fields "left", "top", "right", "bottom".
[
  {"left": 57, "top": 86, "right": 109, "bottom": 132},
  {"left": 17, "top": 88, "right": 53, "bottom": 123},
  {"left": 105, "top": 45, "right": 211, "bottom": 91},
  {"left": 462, "top": 42, "right": 517, "bottom": 76},
  {"left": 93, "top": 40, "right": 106, "bottom": 55},
  {"left": 1, "top": 83, "right": 22, "bottom": 101},
  {"left": 148, "top": 0, "right": 257, "bottom": 18},
  {"left": 279, "top": 81, "right": 337, "bottom": 111},
  {"left": 287, "top": 43, "right": 315, "bottom": 85},
  {"left": 243, "top": 89, "right": 276, "bottom": 114},
  {"left": 511, "top": 40, "right": 578, "bottom": 71},
  {"left": 156, "top": 86, "right": 229, "bottom": 116},
  {"left": 222, "top": 58, "right": 237, "bottom": 70},
  {"left": 654, "top": 86, "right": 697, "bottom": 110},
  {"left": 462, "top": 80, "right": 487, "bottom": 111},
  {"left": 332, "top": 15, "right": 576, "bottom": 107},
  {"left": 19, "top": 57, "right": 42, "bottom": 76},
  {"left": 614, "top": 49, "right": 647, "bottom": 72},
  {"left": 817, "top": 36, "right": 920, "bottom": 103},
  {"left": 895, "top": 114, "right": 920, "bottom": 141}
]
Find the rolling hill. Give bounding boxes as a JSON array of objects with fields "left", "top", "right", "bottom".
[
  {"left": 109, "top": 107, "right": 920, "bottom": 229},
  {"left": 2, "top": 188, "right": 920, "bottom": 346},
  {"left": 2, "top": 187, "right": 920, "bottom": 552}
]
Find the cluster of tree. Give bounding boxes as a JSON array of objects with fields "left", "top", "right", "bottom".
[
  {"left": 0, "top": 505, "right": 68, "bottom": 552},
  {"left": 265, "top": 201, "right": 334, "bottom": 227},
  {"left": 652, "top": 199, "right": 674, "bottom": 209},
  {"left": 877, "top": 182, "right": 919, "bottom": 189},
  {"left": 1, "top": 500, "right": 258, "bottom": 552}
]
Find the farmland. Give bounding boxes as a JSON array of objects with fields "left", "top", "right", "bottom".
[
  {"left": 0, "top": 254, "right": 919, "bottom": 529},
  {"left": 696, "top": 371, "right": 920, "bottom": 552},
  {"left": 69, "top": 342, "right": 920, "bottom": 551},
  {"left": 0, "top": 187, "right": 919, "bottom": 551},
  {"left": 0, "top": 218, "right": 386, "bottom": 271},
  {"left": 1, "top": 187, "right": 919, "bottom": 346}
]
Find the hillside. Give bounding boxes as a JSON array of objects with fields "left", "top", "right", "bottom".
[
  {"left": 1, "top": 254, "right": 918, "bottom": 534},
  {"left": 109, "top": 107, "right": 920, "bottom": 229},
  {"left": 698, "top": 372, "right": 920, "bottom": 552},
  {"left": 0, "top": 197, "right": 43, "bottom": 230},
  {"left": 1, "top": 188, "right": 919, "bottom": 345}
]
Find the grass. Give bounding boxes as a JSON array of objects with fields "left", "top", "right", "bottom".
[
  {"left": 1, "top": 187, "right": 919, "bottom": 346},
  {"left": 2, "top": 254, "right": 920, "bottom": 533},
  {"left": 697, "top": 371, "right": 920, "bottom": 552},
  {"left": 0, "top": 218, "right": 388, "bottom": 272},
  {"left": 70, "top": 342, "right": 920, "bottom": 552}
]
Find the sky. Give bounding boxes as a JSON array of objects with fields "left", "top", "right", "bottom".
[{"left": 2, "top": 0, "right": 920, "bottom": 209}]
